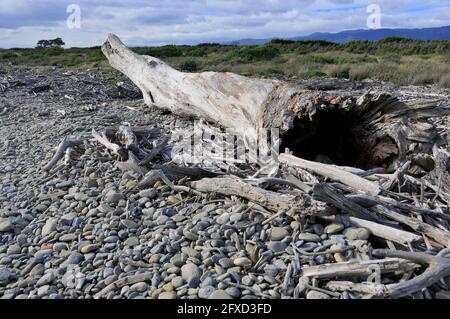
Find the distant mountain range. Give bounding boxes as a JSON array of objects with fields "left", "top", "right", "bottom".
[{"left": 226, "top": 25, "right": 450, "bottom": 45}]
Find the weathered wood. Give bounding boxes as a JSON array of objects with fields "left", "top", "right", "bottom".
[
  {"left": 191, "top": 176, "right": 307, "bottom": 213},
  {"left": 371, "top": 204, "right": 450, "bottom": 247},
  {"left": 374, "top": 249, "right": 450, "bottom": 299},
  {"left": 139, "top": 135, "right": 170, "bottom": 166},
  {"left": 312, "top": 183, "right": 380, "bottom": 222},
  {"left": 300, "top": 258, "right": 418, "bottom": 279},
  {"left": 347, "top": 193, "right": 450, "bottom": 221},
  {"left": 43, "top": 137, "right": 84, "bottom": 172},
  {"left": 325, "top": 281, "right": 388, "bottom": 296},
  {"left": 348, "top": 216, "right": 422, "bottom": 246},
  {"left": 281, "top": 154, "right": 381, "bottom": 196},
  {"left": 92, "top": 129, "right": 127, "bottom": 160}
]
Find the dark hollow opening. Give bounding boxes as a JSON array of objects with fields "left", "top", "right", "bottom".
[{"left": 280, "top": 110, "right": 397, "bottom": 170}]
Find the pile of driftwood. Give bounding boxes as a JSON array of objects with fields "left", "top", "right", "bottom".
[{"left": 43, "top": 34, "right": 450, "bottom": 299}]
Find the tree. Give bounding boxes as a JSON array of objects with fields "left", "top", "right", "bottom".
[{"left": 36, "top": 38, "right": 65, "bottom": 49}]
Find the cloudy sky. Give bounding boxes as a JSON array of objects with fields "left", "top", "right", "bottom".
[{"left": 0, "top": 0, "right": 449, "bottom": 48}]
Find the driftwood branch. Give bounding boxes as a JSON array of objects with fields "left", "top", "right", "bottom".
[
  {"left": 373, "top": 249, "right": 450, "bottom": 298},
  {"left": 191, "top": 176, "right": 307, "bottom": 213},
  {"left": 92, "top": 129, "right": 127, "bottom": 160},
  {"left": 280, "top": 154, "right": 381, "bottom": 196},
  {"left": 43, "top": 137, "right": 84, "bottom": 172}
]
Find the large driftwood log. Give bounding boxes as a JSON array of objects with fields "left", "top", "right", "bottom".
[{"left": 102, "top": 34, "right": 449, "bottom": 169}]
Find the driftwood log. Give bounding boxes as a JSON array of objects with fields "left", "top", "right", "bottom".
[
  {"left": 102, "top": 34, "right": 449, "bottom": 170},
  {"left": 95, "top": 34, "right": 450, "bottom": 299}
]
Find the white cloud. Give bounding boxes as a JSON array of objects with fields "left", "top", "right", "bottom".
[{"left": 0, "top": 0, "right": 448, "bottom": 48}]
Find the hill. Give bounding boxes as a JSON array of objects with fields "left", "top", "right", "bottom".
[{"left": 227, "top": 25, "right": 450, "bottom": 45}]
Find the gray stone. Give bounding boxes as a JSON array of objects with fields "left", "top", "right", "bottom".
[
  {"left": 298, "top": 232, "right": 321, "bottom": 242},
  {"left": 199, "top": 286, "right": 215, "bottom": 299},
  {"left": 267, "top": 241, "right": 287, "bottom": 253},
  {"left": 105, "top": 191, "right": 125, "bottom": 205},
  {"left": 306, "top": 291, "right": 331, "bottom": 299},
  {"left": 181, "top": 263, "right": 201, "bottom": 282},
  {"left": 181, "top": 247, "right": 200, "bottom": 259},
  {"left": 0, "top": 219, "right": 14, "bottom": 233},
  {"left": 42, "top": 218, "right": 58, "bottom": 236},
  {"left": 61, "top": 213, "right": 77, "bottom": 226},
  {"left": 121, "top": 219, "right": 138, "bottom": 229},
  {"left": 216, "top": 213, "right": 230, "bottom": 225},
  {"left": 270, "top": 227, "right": 289, "bottom": 241},
  {"left": 0, "top": 268, "right": 12, "bottom": 285},
  {"left": 139, "top": 189, "right": 157, "bottom": 199},
  {"left": 225, "top": 287, "right": 241, "bottom": 298},
  {"left": 7, "top": 244, "right": 21, "bottom": 255},
  {"left": 53, "top": 242, "right": 69, "bottom": 252},
  {"left": 66, "top": 252, "right": 84, "bottom": 265},
  {"left": 209, "top": 290, "right": 233, "bottom": 299},
  {"left": 324, "top": 223, "right": 345, "bottom": 234},
  {"left": 159, "top": 291, "right": 177, "bottom": 299},
  {"left": 183, "top": 230, "right": 198, "bottom": 241},
  {"left": 233, "top": 257, "right": 252, "bottom": 268},
  {"left": 59, "top": 233, "right": 77, "bottom": 242},
  {"left": 36, "top": 272, "right": 55, "bottom": 287},
  {"left": 171, "top": 276, "right": 184, "bottom": 289},
  {"left": 124, "top": 236, "right": 139, "bottom": 247},
  {"left": 80, "top": 244, "right": 98, "bottom": 254},
  {"left": 313, "top": 224, "right": 324, "bottom": 235},
  {"left": 130, "top": 282, "right": 149, "bottom": 292},
  {"left": 218, "top": 258, "right": 234, "bottom": 269},
  {"left": 343, "top": 227, "right": 370, "bottom": 240}
]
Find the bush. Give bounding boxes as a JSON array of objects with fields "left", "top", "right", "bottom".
[
  {"left": 85, "top": 49, "right": 105, "bottom": 62},
  {"left": 186, "top": 48, "right": 207, "bottom": 57},
  {"left": 143, "top": 45, "right": 183, "bottom": 58},
  {"left": 227, "top": 45, "right": 280, "bottom": 63},
  {"left": 0, "top": 52, "right": 19, "bottom": 60},
  {"left": 305, "top": 69, "right": 327, "bottom": 78},
  {"left": 179, "top": 60, "right": 198, "bottom": 72}
]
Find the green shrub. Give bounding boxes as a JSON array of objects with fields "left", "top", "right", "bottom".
[
  {"left": 305, "top": 69, "right": 327, "bottom": 78},
  {"left": 186, "top": 48, "right": 207, "bottom": 57},
  {"left": 143, "top": 45, "right": 183, "bottom": 58},
  {"left": 179, "top": 60, "right": 199, "bottom": 72},
  {"left": 227, "top": 45, "right": 280, "bottom": 63},
  {"left": 85, "top": 49, "right": 105, "bottom": 62},
  {"left": 0, "top": 52, "right": 19, "bottom": 60}
]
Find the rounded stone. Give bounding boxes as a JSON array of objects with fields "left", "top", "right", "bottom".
[
  {"left": 233, "top": 257, "right": 252, "bottom": 268},
  {"left": 298, "top": 233, "right": 321, "bottom": 242},
  {"left": 306, "top": 291, "right": 331, "bottom": 299},
  {"left": 208, "top": 290, "right": 233, "bottom": 299},
  {"left": 270, "top": 227, "right": 289, "bottom": 241},
  {"left": 198, "top": 286, "right": 215, "bottom": 299},
  {"left": 181, "top": 263, "right": 201, "bottom": 282},
  {"left": 343, "top": 227, "right": 370, "bottom": 240},
  {"left": 324, "top": 223, "right": 345, "bottom": 234}
]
